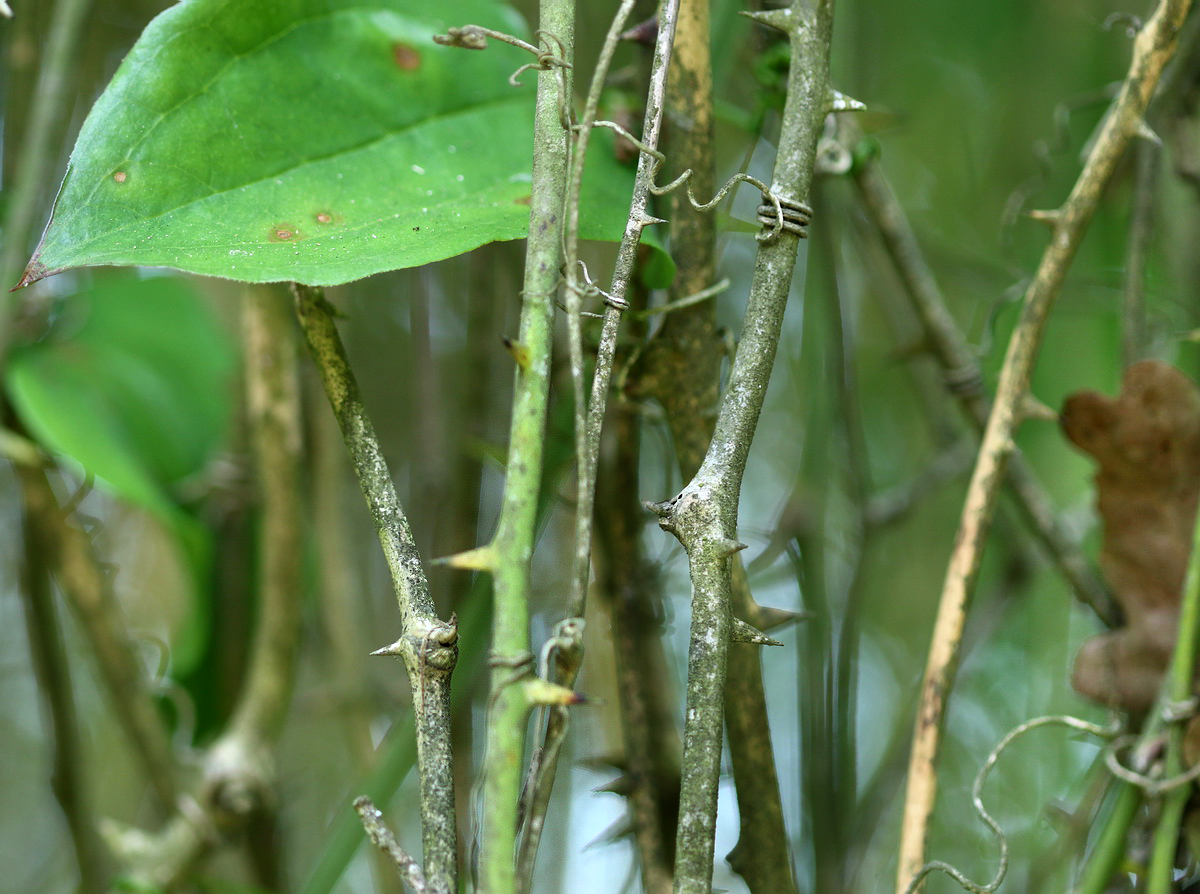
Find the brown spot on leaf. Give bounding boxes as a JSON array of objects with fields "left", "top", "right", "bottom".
[
  {"left": 270, "top": 224, "right": 300, "bottom": 242},
  {"left": 316, "top": 212, "right": 333, "bottom": 224},
  {"left": 393, "top": 43, "right": 421, "bottom": 71},
  {"left": 113, "top": 171, "right": 127, "bottom": 183},
  {"left": 1063, "top": 360, "right": 1200, "bottom": 713}
]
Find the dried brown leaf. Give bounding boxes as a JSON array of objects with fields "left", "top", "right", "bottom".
[{"left": 1062, "top": 360, "right": 1200, "bottom": 713}]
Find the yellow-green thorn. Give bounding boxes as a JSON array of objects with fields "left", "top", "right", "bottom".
[
  {"left": 524, "top": 677, "right": 589, "bottom": 707},
  {"left": 1019, "top": 392, "right": 1058, "bottom": 423},
  {"left": 432, "top": 544, "right": 496, "bottom": 571}
]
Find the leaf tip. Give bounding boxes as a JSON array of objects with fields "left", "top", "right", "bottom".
[{"left": 12, "top": 258, "right": 50, "bottom": 291}]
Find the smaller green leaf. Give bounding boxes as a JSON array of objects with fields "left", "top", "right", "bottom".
[{"left": 7, "top": 274, "right": 235, "bottom": 512}]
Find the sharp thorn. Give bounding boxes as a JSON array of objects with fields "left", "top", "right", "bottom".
[
  {"left": 732, "top": 617, "right": 785, "bottom": 647},
  {"left": 717, "top": 538, "right": 750, "bottom": 559},
  {"left": 1134, "top": 118, "right": 1162, "bottom": 146},
  {"left": 370, "top": 639, "right": 406, "bottom": 657},
  {"left": 432, "top": 545, "right": 495, "bottom": 571},
  {"left": 1027, "top": 208, "right": 1062, "bottom": 228},
  {"left": 756, "top": 606, "right": 811, "bottom": 631},
  {"left": 829, "top": 89, "right": 867, "bottom": 113},
  {"left": 740, "top": 7, "right": 804, "bottom": 36}
]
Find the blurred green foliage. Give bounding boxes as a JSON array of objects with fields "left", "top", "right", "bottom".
[{"left": 2, "top": 0, "right": 1197, "bottom": 892}]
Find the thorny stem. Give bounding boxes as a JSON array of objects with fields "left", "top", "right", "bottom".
[
  {"left": 308, "top": 394, "right": 404, "bottom": 894},
  {"left": 476, "top": 3, "right": 574, "bottom": 891},
  {"left": 293, "top": 285, "right": 458, "bottom": 894},
  {"left": 646, "top": 3, "right": 836, "bottom": 892},
  {"left": 847, "top": 136, "right": 1118, "bottom": 627},
  {"left": 650, "top": 0, "right": 796, "bottom": 888},
  {"left": 895, "top": 2, "right": 1193, "bottom": 888}
]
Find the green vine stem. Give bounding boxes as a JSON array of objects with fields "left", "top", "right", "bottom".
[
  {"left": 895, "top": 1, "right": 1193, "bottom": 888},
  {"left": 1073, "top": 780, "right": 1141, "bottom": 893},
  {"left": 442, "top": 2, "right": 575, "bottom": 891},
  {"left": 645, "top": 3, "right": 836, "bottom": 891},
  {"left": 512, "top": 0, "right": 695, "bottom": 885},
  {"left": 293, "top": 284, "right": 459, "bottom": 894},
  {"left": 1146, "top": 481, "right": 1200, "bottom": 890}
]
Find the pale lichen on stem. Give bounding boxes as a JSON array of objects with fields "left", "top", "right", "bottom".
[{"left": 644, "top": 2, "right": 838, "bottom": 891}]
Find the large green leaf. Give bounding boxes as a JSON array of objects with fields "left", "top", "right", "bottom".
[{"left": 21, "top": 0, "right": 657, "bottom": 288}]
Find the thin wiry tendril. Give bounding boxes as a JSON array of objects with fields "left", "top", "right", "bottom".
[
  {"left": 581, "top": 119, "right": 811, "bottom": 243},
  {"left": 1104, "top": 733, "right": 1200, "bottom": 796},
  {"left": 904, "top": 715, "right": 1117, "bottom": 894}
]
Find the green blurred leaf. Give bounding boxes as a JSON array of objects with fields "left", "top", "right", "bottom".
[
  {"left": 22, "top": 0, "right": 660, "bottom": 288},
  {"left": 7, "top": 275, "right": 234, "bottom": 510}
]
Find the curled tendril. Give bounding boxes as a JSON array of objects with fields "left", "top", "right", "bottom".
[
  {"left": 563, "top": 260, "right": 621, "bottom": 314},
  {"left": 578, "top": 118, "right": 810, "bottom": 243},
  {"left": 433, "top": 25, "right": 573, "bottom": 89},
  {"left": 903, "top": 715, "right": 1117, "bottom": 894},
  {"left": 1104, "top": 734, "right": 1200, "bottom": 796}
]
